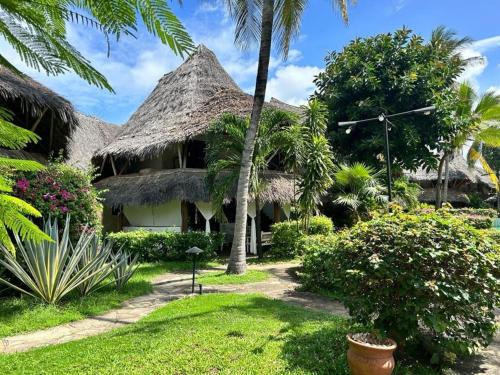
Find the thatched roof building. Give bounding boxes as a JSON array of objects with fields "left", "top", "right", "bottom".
[
  {"left": 405, "top": 154, "right": 494, "bottom": 204},
  {"left": 0, "top": 66, "right": 77, "bottom": 159},
  {"left": 67, "top": 113, "right": 120, "bottom": 170},
  {"left": 94, "top": 45, "right": 297, "bottom": 163},
  {"left": 95, "top": 169, "right": 295, "bottom": 208}
]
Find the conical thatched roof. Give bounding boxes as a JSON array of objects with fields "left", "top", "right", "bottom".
[
  {"left": 95, "top": 169, "right": 295, "bottom": 207},
  {"left": 0, "top": 66, "right": 77, "bottom": 157},
  {"left": 67, "top": 113, "right": 120, "bottom": 170},
  {"left": 95, "top": 45, "right": 298, "bottom": 161}
]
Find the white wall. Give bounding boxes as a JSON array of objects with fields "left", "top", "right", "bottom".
[{"left": 123, "top": 200, "right": 182, "bottom": 228}]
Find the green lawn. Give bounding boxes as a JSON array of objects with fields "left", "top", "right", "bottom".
[
  {"left": 0, "top": 294, "right": 436, "bottom": 375},
  {"left": 0, "top": 261, "right": 221, "bottom": 338},
  {"left": 198, "top": 269, "right": 269, "bottom": 285}
]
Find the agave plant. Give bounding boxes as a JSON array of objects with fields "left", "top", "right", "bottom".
[
  {"left": 77, "top": 236, "right": 117, "bottom": 297},
  {"left": 0, "top": 218, "right": 112, "bottom": 303},
  {"left": 113, "top": 252, "right": 139, "bottom": 290}
]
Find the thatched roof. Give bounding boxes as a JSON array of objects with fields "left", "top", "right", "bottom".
[
  {"left": 67, "top": 113, "right": 120, "bottom": 170},
  {"left": 405, "top": 154, "right": 494, "bottom": 188},
  {"left": 0, "top": 149, "right": 46, "bottom": 163},
  {"left": 95, "top": 168, "right": 296, "bottom": 207},
  {"left": 419, "top": 188, "right": 470, "bottom": 204},
  {"left": 95, "top": 45, "right": 299, "bottom": 161},
  {"left": 0, "top": 66, "right": 77, "bottom": 156}
]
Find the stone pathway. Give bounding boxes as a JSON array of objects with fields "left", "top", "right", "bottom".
[
  {"left": 0, "top": 262, "right": 497, "bottom": 375},
  {"left": 0, "top": 262, "right": 345, "bottom": 354}
]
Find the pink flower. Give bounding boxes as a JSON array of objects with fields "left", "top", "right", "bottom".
[
  {"left": 43, "top": 193, "right": 51, "bottom": 201},
  {"left": 60, "top": 206, "right": 69, "bottom": 214},
  {"left": 16, "top": 179, "right": 30, "bottom": 192},
  {"left": 61, "top": 190, "right": 72, "bottom": 200}
]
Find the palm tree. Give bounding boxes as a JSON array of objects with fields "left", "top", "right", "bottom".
[
  {"left": 0, "top": 109, "right": 51, "bottom": 252},
  {"left": 332, "top": 162, "right": 386, "bottom": 223},
  {"left": 224, "top": 0, "right": 354, "bottom": 274},
  {"left": 437, "top": 83, "right": 500, "bottom": 207},
  {"left": 206, "top": 109, "right": 298, "bottom": 258},
  {"left": 0, "top": 0, "right": 194, "bottom": 90},
  {"left": 297, "top": 100, "right": 334, "bottom": 229}
]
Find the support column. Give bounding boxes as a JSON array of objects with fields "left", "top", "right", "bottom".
[
  {"left": 273, "top": 202, "right": 281, "bottom": 223},
  {"left": 181, "top": 201, "right": 189, "bottom": 233}
]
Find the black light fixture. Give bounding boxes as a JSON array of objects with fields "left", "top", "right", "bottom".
[
  {"left": 186, "top": 246, "right": 204, "bottom": 294},
  {"left": 339, "top": 106, "right": 435, "bottom": 201}
]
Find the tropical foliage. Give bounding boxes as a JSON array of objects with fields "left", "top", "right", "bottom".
[
  {"left": 302, "top": 211, "right": 499, "bottom": 363},
  {"left": 332, "top": 162, "right": 386, "bottom": 222},
  {"left": 223, "top": 0, "right": 352, "bottom": 274},
  {"left": 314, "top": 27, "right": 470, "bottom": 172},
  {"left": 0, "top": 218, "right": 113, "bottom": 304},
  {"left": 0, "top": 0, "right": 194, "bottom": 90},
  {"left": 113, "top": 252, "right": 140, "bottom": 290},
  {"left": 0, "top": 109, "right": 50, "bottom": 253},
  {"left": 13, "top": 161, "right": 102, "bottom": 240},
  {"left": 296, "top": 100, "right": 335, "bottom": 227},
  {"left": 457, "top": 83, "right": 500, "bottom": 189}
]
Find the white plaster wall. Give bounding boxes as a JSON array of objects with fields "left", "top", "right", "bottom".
[{"left": 123, "top": 200, "right": 182, "bottom": 227}]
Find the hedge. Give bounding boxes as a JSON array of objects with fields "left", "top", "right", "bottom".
[
  {"left": 416, "top": 207, "right": 497, "bottom": 230},
  {"left": 107, "top": 230, "right": 225, "bottom": 261},
  {"left": 269, "top": 215, "right": 334, "bottom": 258},
  {"left": 301, "top": 211, "right": 499, "bottom": 363}
]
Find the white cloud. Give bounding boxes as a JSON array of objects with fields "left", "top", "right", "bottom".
[
  {"left": 487, "top": 86, "right": 500, "bottom": 95},
  {"left": 458, "top": 35, "right": 500, "bottom": 90},
  {"left": 266, "top": 65, "right": 322, "bottom": 105}
]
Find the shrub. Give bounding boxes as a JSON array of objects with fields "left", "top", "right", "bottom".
[
  {"left": 107, "top": 230, "right": 224, "bottom": 262},
  {"left": 300, "top": 234, "right": 338, "bottom": 290},
  {"left": 269, "top": 221, "right": 304, "bottom": 258},
  {"left": 416, "top": 207, "right": 497, "bottom": 229},
  {"left": 302, "top": 211, "right": 499, "bottom": 363},
  {"left": 13, "top": 161, "right": 102, "bottom": 239},
  {"left": 307, "top": 215, "right": 333, "bottom": 235}
]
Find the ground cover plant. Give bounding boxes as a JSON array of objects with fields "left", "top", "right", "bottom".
[{"left": 0, "top": 294, "right": 437, "bottom": 375}]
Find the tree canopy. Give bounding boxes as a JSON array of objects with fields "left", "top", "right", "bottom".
[{"left": 314, "top": 27, "right": 469, "bottom": 172}]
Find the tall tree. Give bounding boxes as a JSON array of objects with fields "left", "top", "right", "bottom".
[
  {"left": 297, "top": 100, "right": 334, "bottom": 229},
  {"left": 206, "top": 109, "right": 298, "bottom": 258},
  {"left": 438, "top": 83, "right": 500, "bottom": 207},
  {"left": 314, "top": 27, "right": 470, "bottom": 173},
  {"left": 0, "top": 0, "right": 194, "bottom": 90},
  {"left": 224, "top": 0, "right": 353, "bottom": 274}
]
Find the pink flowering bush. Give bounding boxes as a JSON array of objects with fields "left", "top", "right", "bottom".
[{"left": 14, "top": 162, "right": 102, "bottom": 239}]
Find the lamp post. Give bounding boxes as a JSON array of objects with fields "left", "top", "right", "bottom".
[
  {"left": 186, "top": 246, "right": 203, "bottom": 294},
  {"left": 339, "top": 106, "right": 435, "bottom": 201}
]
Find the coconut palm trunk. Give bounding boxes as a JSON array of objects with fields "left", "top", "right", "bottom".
[{"left": 227, "top": 0, "right": 274, "bottom": 274}]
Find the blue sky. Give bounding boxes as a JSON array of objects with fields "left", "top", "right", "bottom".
[{"left": 3, "top": 0, "right": 500, "bottom": 124}]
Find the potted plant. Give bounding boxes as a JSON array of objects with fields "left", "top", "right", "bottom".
[{"left": 346, "top": 333, "right": 397, "bottom": 375}]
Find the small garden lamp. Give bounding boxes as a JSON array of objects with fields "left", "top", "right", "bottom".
[
  {"left": 339, "top": 106, "right": 435, "bottom": 201},
  {"left": 186, "top": 246, "right": 203, "bottom": 294}
]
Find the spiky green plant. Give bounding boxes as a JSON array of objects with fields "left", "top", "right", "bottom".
[
  {"left": 77, "top": 236, "right": 117, "bottom": 297},
  {"left": 0, "top": 108, "right": 51, "bottom": 253},
  {"left": 333, "top": 162, "right": 386, "bottom": 222},
  {"left": 113, "top": 252, "right": 139, "bottom": 290},
  {"left": 0, "top": 217, "right": 111, "bottom": 303},
  {"left": 0, "top": 0, "right": 194, "bottom": 91}
]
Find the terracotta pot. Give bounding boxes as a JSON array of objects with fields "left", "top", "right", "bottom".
[{"left": 346, "top": 334, "right": 397, "bottom": 375}]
